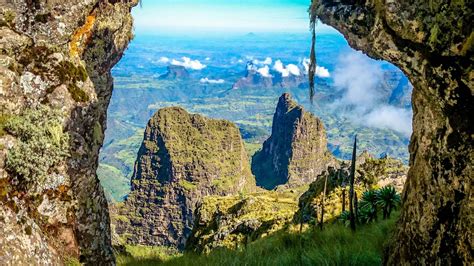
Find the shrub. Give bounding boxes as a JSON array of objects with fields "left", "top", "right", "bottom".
[{"left": 5, "top": 105, "right": 70, "bottom": 189}]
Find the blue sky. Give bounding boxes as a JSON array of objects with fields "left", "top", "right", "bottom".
[{"left": 133, "top": 0, "right": 337, "bottom": 34}]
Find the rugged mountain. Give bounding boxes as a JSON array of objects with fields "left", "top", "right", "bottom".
[
  {"left": 232, "top": 62, "right": 273, "bottom": 89},
  {"left": 312, "top": 1, "right": 472, "bottom": 263},
  {"left": 0, "top": 1, "right": 137, "bottom": 264},
  {"left": 114, "top": 107, "right": 256, "bottom": 249},
  {"left": 159, "top": 65, "right": 190, "bottom": 80},
  {"left": 232, "top": 62, "right": 307, "bottom": 89},
  {"left": 252, "top": 93, "right": 337, "bottom": 189}
]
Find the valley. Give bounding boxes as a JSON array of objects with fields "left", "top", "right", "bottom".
[{"left": 99, "top": 33, "right": 412, "bottom": 202}]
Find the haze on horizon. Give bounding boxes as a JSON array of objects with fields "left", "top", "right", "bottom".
[{"left": 133, "top": 0, "right": 338, "bottom": 34}]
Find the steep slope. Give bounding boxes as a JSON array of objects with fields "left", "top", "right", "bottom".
[
  {"left": 312, "top": 1, "right": 473, "bottom": 264},
  {"left": 115, "top": 107, "right": 256, "bottom": 249},
  {"left": 252, "top": 93, "right": 336, "bottom": 189},
  {"left": 186, "top": 153, "right": 407, "bottom": 255},
  {"left": 186, "top": 191, "right": 298, "bottom": 254},
  {"left": 0, "top": 1, "right": 137, "bottom": 264}
]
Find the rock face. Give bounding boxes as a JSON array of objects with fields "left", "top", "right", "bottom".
[
  {"left": 312, "top": 1, "right": 473, "bottom": 264},
  {"left": 159, "top": 65, "right": 190, "bottom": 80},
  {"left": 252, "top": 93, "right": 336, "bottom": 189},
  {"left": 115, "top": 107, "right": 255, "bottom": 249},
  {"left": 187, "top": 192, "right": 297, "bottom": 254},
  {"left": 0, "top": 0, "right": 137, "bottom": 264}
]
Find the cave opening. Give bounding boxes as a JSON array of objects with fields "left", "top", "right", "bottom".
[{"left": 98, "top": 0, "right": 413, "bottom": 202}]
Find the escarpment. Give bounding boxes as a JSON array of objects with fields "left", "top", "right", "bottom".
[
  {"left": 312, "top": 0, "right": 473, "bottom": 264},
  {"left": 252, "top": 93, "right": 336, "bottom": 189},
  {"left": 0, "top": 0, "right": 137, "bottom": 264},
  {"left": 114, "top": 107, "right": 256, "bottom": 249}
]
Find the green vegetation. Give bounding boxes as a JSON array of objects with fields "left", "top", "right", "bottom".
[
  {"left": 179, "top": 180, "right": 197, "bottom": 191},
  {"left": 97, "top": 164, "right": 130, "bottom": 201},
  {"left": 4, "top": 105, "right": 69, "bottom": 188},
  {"left": 116, "top": 212, "right": 399, "bottom": 265},
  {"left": 0, "top": 114, "right": 13, "bottom": 137},
  {"left": 187, "top": 191, "right": 299, "bottom": 253}
]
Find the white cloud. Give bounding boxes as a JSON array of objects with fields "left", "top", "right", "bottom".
[
  {"left": 257, "top": 65, "right": 272, "bottom": 77},
  {"left": 330, "top": 51, "right": 413, "bottom": 136},
  {"left": 158, "top": 57, "right": 170, "bottom": 63},
  {"left": 171, "top": 57, "right": 207, "bottom": 70},
  {"left": 287, "top": 64, "right": 300, "bottom": 76},
  {"left": 363, "top": 106, "right": 412, "bottom": 137},
  {"left": 273, "top": 60, "right": 301, "bottom": 77},
  {"left": 205, "top": 57, "right": 211, "bottom": 61},
  {"left": 333, "top": 52, "right": 384, "bottom": 107},
  {"left": 200, "top": 77, "right": 225, "bottom": 84},
  {"left": 252, "top": 57, "right": 272, "bottom": 66},
  {"left": 273, "top": 60, "right": 290, "bottom": 77},
  {"left": 315, "top": 66, "right": 330, "bottom": 78}
]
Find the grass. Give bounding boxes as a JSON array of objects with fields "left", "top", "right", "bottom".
[{"left": 117, "top": 212, "right": 398, "bottom": 266}]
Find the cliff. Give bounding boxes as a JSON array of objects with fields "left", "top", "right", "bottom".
[
  {"left": 312, "top": 0, "right": 473, "bottom": 264},
  {"left": 114, "top": 107, "right": 256, "bottom": 249},
  {"left": 0, "top": 0, "right": 137, "bottom": 264},
  {"left": 252, "top": 93, "right": 337, "bottom": 189},
  {"left": 232, "top": 62, "right": 307, "bottom": 90}
]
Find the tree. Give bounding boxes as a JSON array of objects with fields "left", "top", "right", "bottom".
[
  {"left": 377, "top": 186, "right": 401, "bottom": 219},
  {"left": 319, "top": 172, "right": 328, "bottom": 230},
  {"left": 349, "top": 135, "right": 357, "bottom": 231},
  {"left": 360, "top": 190, "right": 378, "bottom": 222},
  {"left": 342, "top": 188, "right": 346, "bottom": 212}
]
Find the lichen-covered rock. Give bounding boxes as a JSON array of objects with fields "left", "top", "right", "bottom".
[
  {"left": 114, "top": 107, "right": 256, "bottom": 250},
  {"left": 0, "top": 0, "right": 138, "bottom": 264},
  {"left": 0, "top": 201, "right": 61, "bottom": 265},
  {"left": 252, "top": 93, "right": 337, "bottom": 189},
  {"left": 186, "top": 191, "right": 299, "bottom": 254},
  {"left": 312, "top": 1, "right": 473, "bottom": 264}
]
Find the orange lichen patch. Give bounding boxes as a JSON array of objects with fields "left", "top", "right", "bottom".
[{"left": 69, "top": 14, "right": 96, "bottom": 58}]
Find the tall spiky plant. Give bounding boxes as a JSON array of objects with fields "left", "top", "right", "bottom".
[
  {"left": 308, "top": 0, "right": 317, "bottom": 102},
  {"left": 377, "top": 186, "right": 401, "bottom": 219},
  {"left": 319, "top": 172, "right": 328, "bottom": 230},
  {"left": 360, "top": 190, "right": 378, "bottom": 222},
  {"left": 349, "top": 135, "right": 357, "bottom": 231}
]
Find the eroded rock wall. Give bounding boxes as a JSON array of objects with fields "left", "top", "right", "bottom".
[
  {"left": 115, "top": 107, "right": 256, "bottom": 250},
  {"left": 312, "top": 0, "right": 473, "bottom": 264},
  {"left": 0, "top": 0, "right": 137, "bottom": 264},
  {"left": 252, "top": 93, "right": 337, "bottom": 189}
]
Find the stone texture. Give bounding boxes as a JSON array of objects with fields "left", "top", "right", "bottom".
[
  {"left": 312, "top": 0, "right": 473, "bottom": 264},
  {"left": 0, "top": 0, "right": 138, "bottom": 264},
  {"left": 186, "top": 192, "right": 298, "bottom": 254},
  {"left": 115, "top": 107, "right": 256, "bottom": 250},
  {"left": 252, "top": 93, "right": 337, "bottom": 189}
]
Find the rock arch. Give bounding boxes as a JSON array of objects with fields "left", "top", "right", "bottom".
[{"left": 311, "top": 0, "right": 472, "bottom": 264}]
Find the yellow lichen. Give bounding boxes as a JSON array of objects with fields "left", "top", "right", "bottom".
[{"left": 69, "top": 14, "right": 96, "bottom": 58}]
